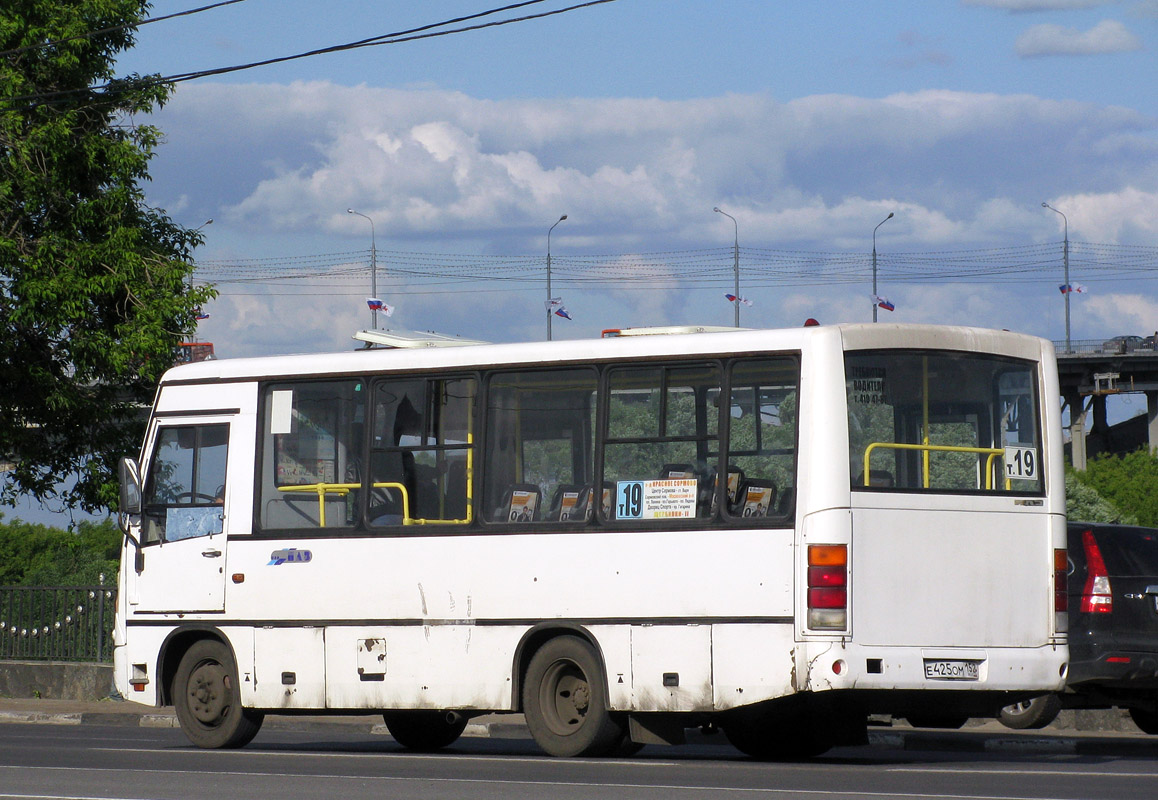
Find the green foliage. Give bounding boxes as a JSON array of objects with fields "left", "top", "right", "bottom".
[
  {"left": 1065, "top": 469, "right": 1134, "bottom": 524},
  {"left": 1074, "top": 449, "right": 1158, "bottom": 526},
  {"left": 0, "top": 514, "right": 120, "bottom": 586},
  {"left": 0, "top": 1, "right": 215, "bottom": 512}
]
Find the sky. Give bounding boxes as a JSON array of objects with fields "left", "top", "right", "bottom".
[{"left": 7, "top": 0, "right": 1158, "bottom": 525}]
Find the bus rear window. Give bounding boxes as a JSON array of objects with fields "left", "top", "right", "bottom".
[{"left": 846, "top": 351, "right": 1042, "bottom": 494}]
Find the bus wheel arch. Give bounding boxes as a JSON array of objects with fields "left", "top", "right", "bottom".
[
  {"left": 169, "top": 635, "right": 264, "bottom": 749},
  {"left": 157, "top": 626, "right": 229, "bottom": 707},
  {"left": 518, "top": 630, "right": 624, "bottom": 757}
]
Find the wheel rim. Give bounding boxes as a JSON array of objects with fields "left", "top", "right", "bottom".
[
  {"left": 1006, "top": 701, "right": 1034, "bottom": 716},
  {"left": 539, "top": 658, "right": 591, "bottom": 736},
  {"left": 187, "top": 659, "right": 231, "bottom": 727}
]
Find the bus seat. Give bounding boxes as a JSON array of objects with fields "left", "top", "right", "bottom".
[
  {"left": 443, "top": 459, "right": 467, "bottom": 519},
  {"left": 856, "top": 470, "right": 895, "bottom": 488},
  {"left": 659, "top": 464, "right": 698, "bottom": 481},
  {"left": 709, "top": 466, "right": 745, "bottom": 515},
  {"left": 733, "top": 478, "right": 776, "bottom": 518},
  {"left": 502, "top": 483, "right": 542, "bottom": 522},
  {"left": 600, "top": 481, "right": 615, "bottom": 520},
  {"left": 777, "top": 486, "right": 796, "bottom": 518},
  {"left": 547, "top": 484, "right": 590, "bottom": 522}
]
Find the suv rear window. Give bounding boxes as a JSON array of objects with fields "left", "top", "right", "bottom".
[{"left": 1090, "top": 526, "right": 1158, "bottom": 576}]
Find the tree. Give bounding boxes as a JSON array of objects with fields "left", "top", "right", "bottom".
[
  {"left": 0, "top": 1, "right": 212, "bottom": 512},
  {"left": 0, "top": 514, "right": 120, "bottom": 585},
  {"left": 1065, "top": 469, "right": 1135, "bottom": 525},
  {"left": 1076, "top": 449, "right": 1158, "bottom": 527}
]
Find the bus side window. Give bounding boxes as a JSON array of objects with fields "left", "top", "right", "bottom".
[
  {"left": 483, "top": 368, "right": 597, "bottom": 525},
  {"left": 602, "top": 364, "right": 722, "bottom": 521},
  {"left": 142, "top": 424, "right": 229, "bottom": 544},
  {"left": 259, "top": 381, "right": 364, "bottom": 531},
  {"left": 724, "top": 357, "right": 799, "bottom": 523},
  {"left": 368, "top": 377, "right": 476, "bottom": 527}
]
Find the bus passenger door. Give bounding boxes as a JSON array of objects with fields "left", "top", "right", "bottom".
[{"left": 126, "top": 420, "right": 232, "bottom": 613}]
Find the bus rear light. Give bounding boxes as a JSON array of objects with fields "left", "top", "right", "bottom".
[
  {"left": 808, "top": 544, "right": 847, "bottom": 630},
  {"left": 808, "top": 587, "right": 847, "bottom": 608},
  {"left": 808, "top": 565, "right": 845, "bottom": 587},
  {"left": 809, "top": 545, "right": 847, "bottom": 566},
  {"left": 1080, "top": 528, "right": 1113, "bottom": 614},
  {"left": 1054, "top": 548, "right": 1068, "bottom": 613}
]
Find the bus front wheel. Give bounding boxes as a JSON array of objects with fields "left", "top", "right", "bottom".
[
  {"left": 522, "top": 636, "right": 624, "bottom": 757},
  {"left": 173, "top": 639, "right": 263, "bottom": 749}
]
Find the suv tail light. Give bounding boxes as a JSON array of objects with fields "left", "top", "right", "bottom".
[
  {"left": 808, "top": 544, "right": 847, "bottom": 630},
  {"left": 1080, "top": 528, "right": 1113, "bottom": 614}
]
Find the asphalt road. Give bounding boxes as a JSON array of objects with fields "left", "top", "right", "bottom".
[{"left": 3, "top": 721, "right": 1158, "bottom": 800}]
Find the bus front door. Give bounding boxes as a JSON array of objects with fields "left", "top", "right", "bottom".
[{"left": 126, "top": 420, "right": 231, "bottom": 614}]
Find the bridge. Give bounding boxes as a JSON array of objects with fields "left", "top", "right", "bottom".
[{"left": 1056, "top": 340, "right": 1158, "bottom": 469}]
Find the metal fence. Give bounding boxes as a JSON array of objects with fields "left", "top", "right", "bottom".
[{"left": 0, "top": 584, "right": 117, "bottom": 663}]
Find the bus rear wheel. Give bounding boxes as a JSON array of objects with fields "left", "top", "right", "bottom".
[
  {"left": 173, "top": 639, "right": 263, "bottom": 749},
  {"left": 724, "top": 713, "right": 833, "bottom": 759},
  {"left": 523, "top": 636, "right": 624, "bottom": 757},
  {"left": 382, "top": 710, "right": 468, "bottom": 751}
]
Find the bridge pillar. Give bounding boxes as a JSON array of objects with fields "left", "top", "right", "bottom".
[
  {"left": 1149, "top": 391, "right": 1158, "bottom": 455},
  {"left": 1065, "top": 390, "right": 1087, "bottom": 470}
]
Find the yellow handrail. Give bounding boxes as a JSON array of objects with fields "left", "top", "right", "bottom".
[
  {"left": 278, "top": 482, "right": 411, "bottom": 527},
  {"left": 863, "top": 442, "right": 1010, "bottom": 491}
]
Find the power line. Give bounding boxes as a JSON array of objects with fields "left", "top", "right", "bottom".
[
  {"left": 194, "top": 240, "right": 1158, "bottom": 297},
  {"left": 3, "top": 0, "right": 619, "bottom": 107}
]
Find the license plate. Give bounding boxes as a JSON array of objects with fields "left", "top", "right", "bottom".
[{"left": 923, "top": 660, "right": 980, "bottom": 681}]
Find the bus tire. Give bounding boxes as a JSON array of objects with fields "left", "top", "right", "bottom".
[
  {"left": 723, "top": 710, "right": 835, "bottom": 759},
  {"left": 1128, "top": 707, "right": 1158, "bottom": 735},
  {"left": 522, "top": 636, "right": 624, "bottom": 757},
  {"left": 998, "top": 695, "right": 1061, "bottom": 730},
  {"left": 382, "top": 711, "right": 468, "bottom": 751},
  {"left": 173, "top": 639, "right": 263, "bottom": 749}
]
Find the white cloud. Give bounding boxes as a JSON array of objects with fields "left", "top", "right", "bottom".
[
  {"left": 148, "top": 82, "right": 1158, "bottom": 355},
  {"left": 1047, "top": 187, "right": 1158, "bottom": 240},
  {"left": 1016, "top": 19, "right": 1143, "bottom": 56}
]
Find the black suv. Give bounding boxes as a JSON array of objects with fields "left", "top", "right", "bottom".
[{"left": 999, "top": 521, "right": 1158, "bottom": 731}]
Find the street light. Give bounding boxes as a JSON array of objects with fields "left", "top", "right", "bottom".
[
  {"left": 714, "top": 207, "right": 740, "bottom": 327},
  {"left": 547, "top": 214, "right": 567, "bottom": 341},
  {"left": 347, "top": 209, "right": 378, "bottom": 330},
  {"left": 1042, "top": 202, "right": 1071, "bottom": 353},
  {"left": 872, "top": 212, "right": 894, "bottom": 323}
]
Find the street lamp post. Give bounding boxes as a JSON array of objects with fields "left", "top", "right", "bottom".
[
  {"left": 714, "top": 207, "right": 740, "bottom": 327},
  {"left": 189, "top": 219, "right": 212, "bottom": 339},
  {"left": 347, "top": 209, "right": 378, "bottom": 330},
  {"left": 1042, "top": 202, "right": 1070, "bottom": 353},
  {"left": 547, "top": 215, "right": 567, "bottom": 341},
  {"left": 872, "top": 212, "right": 894, "bottom": 323}
]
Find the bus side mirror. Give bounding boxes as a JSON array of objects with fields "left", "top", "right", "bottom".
[
  {"left": 119, "top": 457, "right": 142, "bottom": 515},
  {"left": 118, "top": 457, "right": 144, "bottom": 551}
]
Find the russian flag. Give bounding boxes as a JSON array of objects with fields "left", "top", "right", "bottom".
[{"left": 873, "top": 295, "right": 895, "bottom": 312}]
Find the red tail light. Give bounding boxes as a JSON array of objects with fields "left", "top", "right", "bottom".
[
  {"left": 1080, "top": 528, "right": 1112, "bottom": 614},
  {"left": 808, "top": 545, "right": 847, "bottom": 630},
  {"left": 1054, "top": 548, "right": 1068, "bottom": 613}
]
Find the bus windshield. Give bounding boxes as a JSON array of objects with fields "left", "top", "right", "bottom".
[{"left": 846, "top": 350, "right": 1042, "bottom": 493}]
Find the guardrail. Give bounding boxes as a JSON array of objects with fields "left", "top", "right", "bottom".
[
  {"left": 1053, "top": 339, "right": 1155, "bottom": 355},
  {"left": 0, "top": 585, "right": 116, "bottom": 663}
]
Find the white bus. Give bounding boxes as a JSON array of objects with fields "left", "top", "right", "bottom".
[{"left": 114, "top": 323, "right": 1068, "bottom": 758}]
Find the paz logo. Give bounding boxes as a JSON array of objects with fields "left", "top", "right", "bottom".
[{"left": 268, "top": 548, "right": 312, "bottom": 566}]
